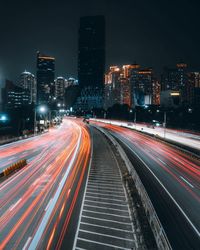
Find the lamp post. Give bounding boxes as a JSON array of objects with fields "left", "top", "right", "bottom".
[
  {"left": 134, "top": 109, "right": 137, "bottom": 129},
  {"left": 34, "top": 105, "right": 48, "bottom": 136},
  {"left": 163, "top": 111, "right": 167, "bottom": 139}
]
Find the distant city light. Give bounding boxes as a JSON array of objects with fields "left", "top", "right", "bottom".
[
  {"left": 39, "top": 106, "right": 47, "bottom": 113},
  {"left": 0, "top": 115, "right": 7, "bottom": 121}
]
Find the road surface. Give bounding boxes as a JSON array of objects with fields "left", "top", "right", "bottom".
[
  {"left": 91, "top": 121, "right": 200, "bottom": 249},
  {"left": 0, "top": 118, "right": 91, "bottom": 249},
  {"left": 91, "top": 119, "right": 200, "bottom": 150}
]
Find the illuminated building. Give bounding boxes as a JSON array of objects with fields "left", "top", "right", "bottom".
[
  {"left": 78, "top": 15, "right": 105, "bottom": 88},
  {"left": 187, "top": 72, "right": 200, "bottom": 107},
  {"left": 160, "top": 90, "right": 181, "bottom": 108},
  {"left": 36, "top": 51, "right": 55, "bottom": 104},
  {"left": 2, "top": 80, "right": 30, "bottom": 110},
  {"left": 55, "top": 77, "right": 65, "bottom": 103},
  {"left": 104, "top": 66, "right": 121, "bottom": 108},
  {"left": 17, "top": 71, "right": 37, "bottom": 103},
  {"left": 130, "top": 66, "right": 153, "bottom": 106}
]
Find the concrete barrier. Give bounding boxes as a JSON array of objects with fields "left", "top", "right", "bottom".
[{"left": 1, "top": 159, "right": 27, "bottom": 177}]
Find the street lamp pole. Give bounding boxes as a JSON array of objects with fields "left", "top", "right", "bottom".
[
  {"left": 34, "top": 106, "right": 37, "bottom": 136},
  {"left": 163, "top": 111, "right": 167, "bottom": 139},
  {"left": 134, "top": 109, "right": 137, "bottom": 129}
]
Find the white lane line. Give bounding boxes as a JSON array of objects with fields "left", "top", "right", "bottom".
[
  {"left": 84, "top": 204, "right": 128, "bottom": 213},
  {"left": 86, "top": 194, "right": 126, "bottom": 202},
  {"left": 87, "top": 188, "right": 124, "bottom": 195},
  {"left": 157, "top": 158, "right": 167, "bottom": 165},
  {"left": 28, "top": 126, "right": 82, "bottom": 250},
  {"left": 83, "top": 209, "right": 130, "bottom": 218},
  {"left": 22, "top": 237, "right": 32, "bottom": 250},
  {"left": 87, "top": 182, "right": 123, "bottom": 189},
  {"left": 77, "top": 237, "right": 131, "bottom": 250},
  {"left": 75, "top": 247, "right": 86, "bottom": 250},
  {"left": 79, "top": 229, "right": 135, "bottom": 242},
  {"left": 117, "top": 136, "right": 200, "bottom": 238},
  {"left": 87, "top": 184, "right": 124, "bottom": 193},
  {"left": 44, "top": 198, "right": 53, "bottom": 211},
  {"left": 85, "top": 199, "right": 128, "bottom": 207},
  {"left": 180, "top": 176, "right": 194, "bottom": 188},
  {"left": 88, "top": 181, "right": 123, "bottom": 188},
  {"left": 81, "top": 222, "right": 133, "bottom": 233},
  {"left": 9, "top": 198, "right": 22, "bottom": 211},
  {"left": 89, "top": 175, "right": 121, "bottom": 180},
  {"left": 82, "top": 215, "right": 132, "bottom": 225},
  {"left": 86, "top": 191, "right": 125, "bottom": 198},
  {"left": 88, "top": 179, "right": 122, "bottom": 184},
  {"left": 89, "top": 173, "right": 121, "bottom": 178}
]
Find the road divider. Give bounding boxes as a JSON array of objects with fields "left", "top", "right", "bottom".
[{"left": 0, "top": 159, "right": 27, "bottom": 177}]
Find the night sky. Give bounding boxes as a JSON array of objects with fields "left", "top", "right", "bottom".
[{"left": 0, "top": 0, "right": 200, "bottom": 85}]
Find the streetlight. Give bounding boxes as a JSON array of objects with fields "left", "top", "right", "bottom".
[
  {"left": 34, "top": 105, "right": 48, "bottom": 136},
  {"left": 156, "top": 109, "right": 167, "bottom": 138}
]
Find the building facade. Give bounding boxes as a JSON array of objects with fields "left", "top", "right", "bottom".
[
  {"left": 78, "top": 15, "right": 105, "bottom": 89},
  {"left": 36, "top": 51, "right": 55, "bottom": 104},
  {"left": 17, "top": 71, "right": 37, "bottom": 103}
]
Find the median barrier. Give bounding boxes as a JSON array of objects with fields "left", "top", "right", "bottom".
[{"left": 1, "top": 159, "right": 27, "bottom": 177}]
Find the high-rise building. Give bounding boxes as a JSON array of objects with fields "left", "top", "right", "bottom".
[
  {"left": 54, "top": 77, "right": 65, "bottom": 104},
  {"left": 130, "top": 66, "right": 153, "bottom": 106},
  {"left": 78, "top": 15, "right": 105, "bottom": 88},
  {"left": 2, "top": 80, "right": 30, "bottom": 110},
  {"left": 17, "top": 71, "right": 37, "bottom": 103},
  {"left": 36, "top": 51, "right": 55, "bottom": 104}
]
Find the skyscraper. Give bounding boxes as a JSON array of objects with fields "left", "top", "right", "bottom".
[
  {"left": 54, "top": 76, "right": 65, "bottom": 104},
  {"left": 17, "top": 71, "right": 37, "bottom": 104},
  {"left": 36, "top": 51, "right": 55, "bottom": 104},
  {"left": 78, "top": 15, "right": 105, "bottom": 88}
]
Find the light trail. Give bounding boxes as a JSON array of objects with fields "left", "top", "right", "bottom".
[{"left": 0, "top": 118, "right": 91, "bottom": 249}]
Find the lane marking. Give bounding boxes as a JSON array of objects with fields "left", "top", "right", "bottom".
[
  {"left": 80, "top": 222, "right": 133, "bottom": 233},
  {"left": 157, "top": 158, "right": 167, "bottom": 165},
  {"left": 85, "top": 199, "right": 128, "bottom": 207},
  {"left": 87, "top": 184, "right": 124, "bottom": 192},
  {"left": 87, "top": 187, "right": 124, "bottom": 195},
  {"left": 22, "top": 237, "right": 32, "bottom": 250},
  {"left": 79, "top": 229, "right": 135, "bottom": 242},
  {"left": 44, "top": 198, "right": 53, "bottom": 211},
  {"left": 85, "top": 194, "right": 126, "bottom": 202},
  {"left": 82, "top": 215, "right": 132, "bottom": 225},
  {"left": 84, "top": 204, "right": 128, "bottom": 213},
  {"left": 9, "top": 198, "right": 22, "bottom": 211},
  {"left": 83, "top": 209, "right": 130, "bottom": 218},
  {"left": 86, "top": 191, "right": 125, "bottom": 198},
  {"left": 88, "top": 181, "right": 123, "bottom": 188},
  {"left": 77, "top": 237, "right": 131, "bottom": 250},
  {"left": 87, "top": 182, "right": 123, "bottom": 189},
  {"left": 180, "top": 176, "right": 194, "bottom": 188}
]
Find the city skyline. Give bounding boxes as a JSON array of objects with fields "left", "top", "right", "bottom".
[{"left": 0, "top": 0, "right": 200, "bottom": 84}]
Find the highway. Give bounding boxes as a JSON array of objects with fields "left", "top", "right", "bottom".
[
  {"left": 0, "top": 118, "right": 91, "bottom": 250},
  {"left": 91, "top": 121, "right": 200, "bottom": 249},
  {"left": 91, "top": 119, "right": 200, "bottom": 150}
]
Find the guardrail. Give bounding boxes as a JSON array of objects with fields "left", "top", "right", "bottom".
[
  {"left": 94, "top": 125, "right": 172, "bottom": 250},
  {"left": 0, "top": 159, "right": 27, "bottom": 178}
]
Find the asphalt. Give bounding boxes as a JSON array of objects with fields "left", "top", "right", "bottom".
[
  {"left": 98, "top": 125, "right": 200, "bottom": 249},
  {"left": 74, "top": 128, "right": 138, "bottom": 250}
]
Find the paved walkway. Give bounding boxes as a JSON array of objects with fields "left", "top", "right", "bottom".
[{"left": 74, "top": 128, "right": 137, "bottom": 250}]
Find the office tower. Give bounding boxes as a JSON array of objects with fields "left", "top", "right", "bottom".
[
  {"left": 130, "top": 66, "right": 153, "bottom": 106},
  {"left": 17, "top": 71, "right": 37, "bottom": 103},
  {"left": 36, "top": 51, "right": 55, "bottom": 104},
  {"left": 104, "top": 66, "right": 121, "bottom": 109},
  {"left": 54, "top": 77, "right": 65, "bottom": 104},
  {"left": 161, "top": 63, "right": 188, "bottom": 106},
  {"left": 78, "top": 15, "right": 105, "bottom": 88},
  {"left": 2, "top": 80, "right": 30, "bottom": 110}
]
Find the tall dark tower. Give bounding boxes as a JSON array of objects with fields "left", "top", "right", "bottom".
[
  {"left": 78, "top": 16, "right": 105, "bottom": 88},
  {"left": 36, "top": 51, "right": 55, "bottom": 104}
]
